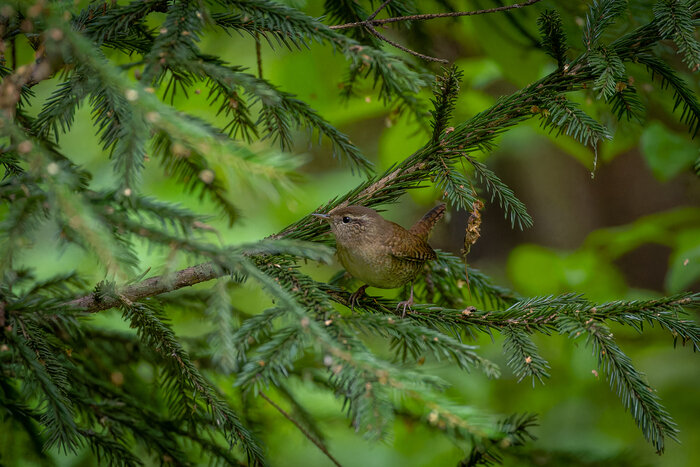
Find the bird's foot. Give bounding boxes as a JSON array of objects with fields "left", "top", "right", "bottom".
[
  {"left": 349, "top": 285, "right": 368, "bottom": 312},
  {"left": 397, "top": 284, "right": 415, "bottom": 318},
  {"left": 396, "top": 297, "right": 414, "bottom": 318}
]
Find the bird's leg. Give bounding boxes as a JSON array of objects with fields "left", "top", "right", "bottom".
[
  {"left": 349, "top": 284, "right": 368, "bottom": 312},
  {"left": 397, "top": 283, "right": 415, "bottom": 318}
]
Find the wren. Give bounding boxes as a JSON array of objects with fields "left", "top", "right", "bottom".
[{"left": 313, "top": 203, "right": 445, "bottom": 316}]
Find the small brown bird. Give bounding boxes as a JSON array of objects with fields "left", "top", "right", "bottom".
[{"left": 313, "top": 204, "right": 445, "bottom": 316}]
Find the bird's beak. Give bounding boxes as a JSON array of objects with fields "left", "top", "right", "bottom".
[{"left": 312, "top": 213, "right": 330, "bottom": 220}]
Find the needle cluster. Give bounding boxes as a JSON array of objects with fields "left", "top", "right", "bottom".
[{"left": 1, "top": 1, "right": 699, "bottom": 465}]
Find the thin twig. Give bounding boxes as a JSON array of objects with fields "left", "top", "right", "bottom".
[
  {"left": 366, "top": 24, "right": 448, "bottom": 63},
  {"left": 367, "top": 0, "right": 393, "bottom": 22},
  {"left": 360, "top": 0, "right": 447, "bottom": 63},
  {"left": 259, "top": 391, "right": 343, "bottom": 467},
  {"left": 255, "top": 32, "right": 263, "bottom": 79},
  {"left": 11, "top": 38, "right": 16, "bottom": 70},
  {"left": 68, "top": 262, "right": 219, "bottom": 312},
  {"left": 329, "top": 0, "right": 543, "bottom": 30}
]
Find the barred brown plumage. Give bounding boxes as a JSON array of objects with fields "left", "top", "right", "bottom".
[{"left": 313, "top": 204, "right": 445, "bottom": 316}]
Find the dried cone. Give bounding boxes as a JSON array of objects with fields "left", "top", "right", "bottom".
[{"left": 461, "top": 200, "right": 484, "bottom": 298}]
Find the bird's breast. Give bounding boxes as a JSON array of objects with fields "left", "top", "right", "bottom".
[{"left": 336, "top": 242, "right": 421, "bottom": 289}]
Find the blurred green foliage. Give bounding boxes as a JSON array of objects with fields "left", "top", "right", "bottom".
[{"left": 2, "top": 0, "right": 699, "bottom": 466}]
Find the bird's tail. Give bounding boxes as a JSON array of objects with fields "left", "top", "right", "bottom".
[{"left": 409, "top": 203, "right": 446, "bottom": 240}]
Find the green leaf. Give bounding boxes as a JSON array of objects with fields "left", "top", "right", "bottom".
[
  {"left": 507, "top": 245, "right": 627, "bottom": 300},
  {"left": 640, "top": 121, "right": 698, "bottom": 180},
  {"left": 666, "top": 228, "right": 700, "bottom": 293}
]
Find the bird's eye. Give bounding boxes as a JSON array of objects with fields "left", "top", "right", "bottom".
[{"left": 342, "top": 216, "right": 351, "bottom": 224}]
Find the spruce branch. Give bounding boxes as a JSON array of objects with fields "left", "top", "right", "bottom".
[
  {"left": 158, "top": 58, "right": 373, "bottom": 172},
  {"left": 596, "top": 295, "right": 700, "bottom": 350},
  {"left": 322, "top": 0, "right": 377, "bottom": 42},
  {"left": 113, "top": 296, "right": 266, "bottom": 465},
  {"left": 430, "top": 66, "right": 463, "bottom": 142},
  {"left": 0, "top": 185, "right": 48, "bottom": 274},
  {"left": 464, "top": 157, "right": 533, "bottom": 230},
  {"left": 537, "top": 94, "right": 612, "bottom": 147},
  {"left": 141, "top": 0, "right": 204, "bottom": 85},
  {"left": 233, "top": 257, "right": 468, "bottom": 440},
  {"left": 583, "top": 0, "right": 629, "bottom": 50},
  {"left": 320, "top": 290, "right": 699, "bottom": 452},
  {"left": 461, "top": 413, "right": 538, "bottom": 466},
  {"left": 341, "top": 313, "right": 500, "bottom": 377},
  {"left": 428, "top": 251, "right": 519, "bottom": 309},
  {"left": 68, "top": 239, "right": 333, "bottom": 312},
  {"left": 0, "top": 119, "right": 139, "bottom": 278},
  {"left": 67, "top": 366, "right": 248, "bottom": 465},
  {"left": 388, "top": 390, "right": 539, "bottom": 466},
  {"left": 19, "top": 271, "right": 86, "bottom": 301},
  {"left": 538, "top": 10, "right": 568, "bottom": 69},
  {"left": 590, "top": 47, "right": 627, "bottom": 100},
  {"left": 212, "top": 0, "right": 335, "bottom": 49},
  {"left": 558, "top": 314, "right": 679, "bottom": 453},
  {"left": 237, "top": 326, "right": 308, "bottom": 390},
  {"left": 654, "top": 0, "right": 700, "bottom": 72},
  {"left": 5, "top": 4, "right": 699, "bottom": 462},
  {"left": 205, "top": 279, "right": 239, "bottom": 374},
  {"left": 4, "top": 329, "right": 81, "bottom": 454},
  {"left": 210, "top": 0, "right": 432, "bottom": 118},
  {"left": 636, "top": 52, "right": 700, "bottom": 137},
  {"left": 430, "top": 157, "right": 479, "bottom": 212},
  {"left": 609, "top": 85, "right": 646, "bottom": 122},
  {"left": 75, "top": 1, "right": 380, "bottom": 172},
  {"left": 68, "top": 10, "right": 697, "bottom": 311},
  {"left": 502, "top": 328, "right": 551, "bottom": 385},
  {"left": 328, "top": 0, "right": 544, "bottom": 63},
  {"left": 0, "top": 379, "right": 49, "bottom": 459},
  {"left": 230, "top": 307, "right": 287, "bottom": 367},
  {"left": 0, "top": 50, "right": 53, "bottom": 115},
  {"left": 79, "top": 0, "right": 163, "bottom": 53},
  {"left": 329, "top": 0, "right": 545, "bottom": 30},
  {"left": 234, "top": 256, "right": 482, "bottom": 437},
  {"left": 43, "top": 20, "right": 312, "bottom": 223},
  {"left": 32, "top": 75, "right": 88, "bottom": 144}
]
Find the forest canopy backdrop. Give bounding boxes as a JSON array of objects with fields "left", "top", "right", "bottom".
[{"left": 0, "top": 0, "right": 699, "bottom": 466}]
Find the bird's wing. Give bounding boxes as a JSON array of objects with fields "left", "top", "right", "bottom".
[
  {"left": 387, "top": 223, "right": 437, "bottom": 262},
  {"left": 409, "top": 203, "right": 446, "bottom": 241}
]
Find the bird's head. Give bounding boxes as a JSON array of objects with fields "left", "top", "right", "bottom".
[{"left": 312, "top": 205, "right": 385, "bottom": 245}]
